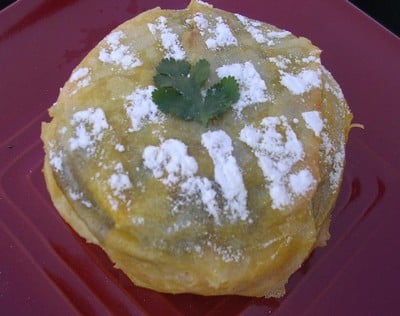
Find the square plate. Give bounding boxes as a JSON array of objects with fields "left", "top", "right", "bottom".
[{"left": 1, "top": 1, "right": 399, "bottom": 314}]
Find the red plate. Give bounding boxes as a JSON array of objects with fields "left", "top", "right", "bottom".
[{"left": 1, "top": 1, "right": 399, "bottom": 315}]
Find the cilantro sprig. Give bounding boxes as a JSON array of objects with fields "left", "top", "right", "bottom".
[{"left": 152, "top": 58, "right": 239, "bottom": 126}]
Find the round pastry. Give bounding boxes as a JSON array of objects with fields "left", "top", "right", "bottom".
[{"left": 41, "top": 0, "right": 352, "bottom": 297}]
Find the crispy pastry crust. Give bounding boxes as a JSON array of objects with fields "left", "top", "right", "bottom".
[{"left": 41, "top": 0, "right": 352, "bottom": 297}]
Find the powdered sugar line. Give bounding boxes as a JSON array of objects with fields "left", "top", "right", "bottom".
[
  {"left": 201, "top": 130, "right": 249, "bottom": 221},
  {"left": 239, "top": 116, "right": 315, "bottom": 209},
  {"left": 148, "top": 16, "right": 186, "bottom": 60},
  {"left": 191, "top": 13, "right": 238, "bottom": 50},
  {"left": 99, "top": 31, "right": 142, "bottom": 70},
  {"left": 216, "top": 62, "right": 269, "bottom": 116},
  {"left": 69, "top": 107, "right": 109, "bottom": 155},
  {"left": 125, "top": 86, "right": 165, "bottom": 132},
  {"left": 142, "top": 139, "right": 221, "bottom": 223}
]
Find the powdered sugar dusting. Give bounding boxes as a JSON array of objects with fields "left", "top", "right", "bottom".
[
  {"left": 125, "top": 86, "right": 165, "bottom": 132},
  {"left": 268, "top": 56, "right": 291, "bottom": 70},
  {"left": 69, "top": 108, "right": 109, "bottom": 155},
  {"left": 148, "top": 16, "right": 186, "bottom": 60},
  {"left": 192, "top": 13, "right": 237, "bottom": 50},
  {"left": 235, "top": 14, "right": 290, "bottom": 46},
  {"left": 321, "top": 132, "right": 345, "bottom": 190},
  {"left": 166, "top": 220, "right": 193, "bottom": 234},
  {"left": 59, "top": 127, "right": 67, "bottom": 135},
  {"left": 179, "top": 176, "right": 220, "bottom": 223},
  {"left": 143, "top": 139, "right": 221, "bottom": 223},
  {"left": 131, "top": 216, "right": 145, "bottom": 225},
  {"left": 331, "top": 142, "right": 345, "bottom": 189},
  {"left": 235, "top": 14, "right": 269, "bottom": 44},
  {"left": 201, "top": 130, "right": 249, "bottom": 220},
  {"left": 107, "top": 163, "right": 133, "bottom": 211},
  {"left": 321, "top": 67, "right": 345, "bottom": 102},
  {"left": 195, "top": 0, "right": 212, "bottom": 7},
  {"left": 289, "top": 169, "right": 316, "bottom": 195},
  {"left": 216, "top": 62, "right": 268, "bottom": 116},
  {"left": 192, "top": 12, "right": 209, "bottom": 34},
  {"left": 207, "top": 241, "right": 243, "bottom": 263},
  {"left": 109, "top": 163, "right": 132, "bottom": 194},
  {"left": 81, "top": 200, "right": 93, "bottom": 208},
  {"left": 68, "top": 190, "right": 82, "bottom": 201},
  {"left": 70, "top": 68, "right": 89, "bottom": 82},
  {"left": 240, "top": 116, "right": 315, "bottom": 209},
  {"left": 143, "top": 139, "right": 198, "bottom": 185},
  {"left": 68, "top": 190, "right": 93, "bottom": 208},
  {"left": 49, "top": 151, "right": 63, "bottom": 173},
  {"left": 207, "top": 16, "right": 238, "bottom": 49},
  {"left": 280, "top": 69, "right": 322, "bottom": 95},
  {"left": 201, "top": 130, "right": 248, "bottom": 221},
  {"left": 302, "top": 55, "right": 321, "bottom": 64},
  {"left": 70, "top": 68, "right": 91, "bottom": 88},
  {"left": 302, "top": 111, "right": 324, "bottom": 137},
  {"left": 99, "top": 31, "right": 142, "bottom": 70},
  {"left": 267, "top": 30, "right": 291, "bottom": 39},
  {"left": 115, "top": 144, "right": 125, "bottom": 152},
  {"left": 69, "top": 68, "right": 91, "bottom": 95},
  {"left": 235, "top": 14, "right": 266, "bottom": 43}
]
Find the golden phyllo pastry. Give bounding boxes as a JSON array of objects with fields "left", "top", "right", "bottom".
[{"left": 41, "top": 0, "right": 352, "bottom": 297}]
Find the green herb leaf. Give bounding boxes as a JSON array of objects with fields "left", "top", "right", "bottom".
[
  {"left": 202, "top": 76, "right": 240, "bottom": 126},
  {"left": 152, "top": 87, "right": 194, "bottom": 120},
  {"left": 190, "top": 58, "right": 209, "bottom": 89},
  {"left": 152, "top": 58, "right": 239, "bottom": 126}
]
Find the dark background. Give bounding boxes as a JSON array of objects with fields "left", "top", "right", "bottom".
[
  {"left": 350, "top": 0, "right": 399, "bottom": 36},
  {"left": 0, "top": 0, "right": 399, "bottom": 36}
]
